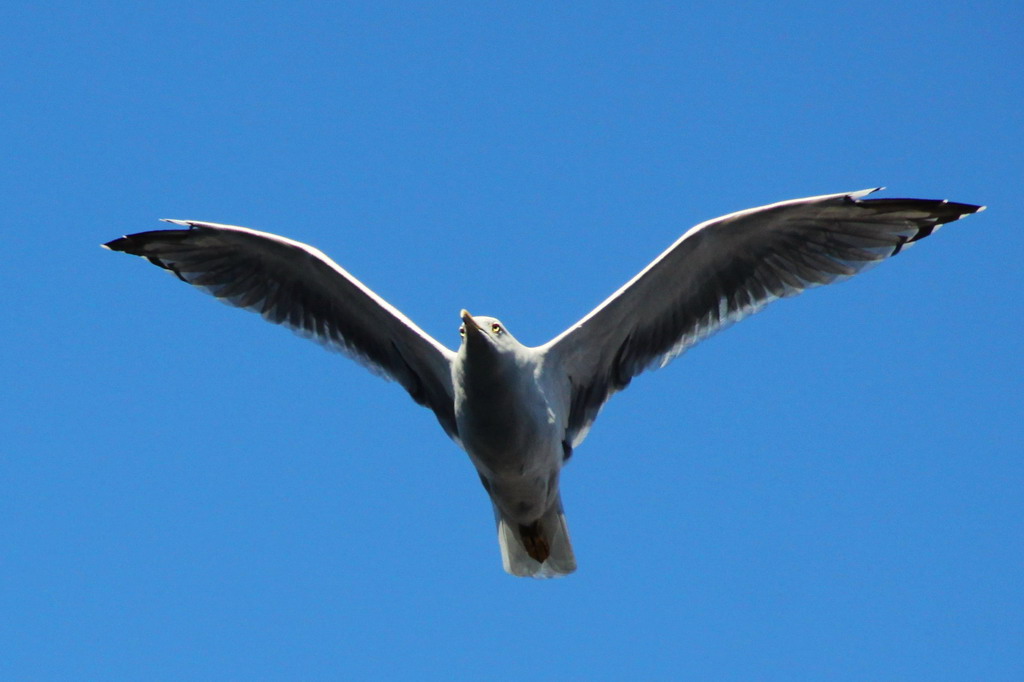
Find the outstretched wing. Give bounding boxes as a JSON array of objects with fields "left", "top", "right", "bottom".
[
  {"left": 104, "top": 220, "right": 459, "bottom": 440},
  {"left": 543, "top": 188, "right": 984, "bottom": 448}
]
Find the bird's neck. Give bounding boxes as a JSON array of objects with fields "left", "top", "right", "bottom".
[{"left": 457, "top": 346, "right": 519, "bottom": 397}]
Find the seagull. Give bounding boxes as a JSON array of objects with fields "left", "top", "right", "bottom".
[{"left": 103, "top": 188, "right": 983, "bottom": 578}]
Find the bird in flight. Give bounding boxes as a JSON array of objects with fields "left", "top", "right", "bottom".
[{"left": 104, "top": 188, "right": 983, "bottom": 577}]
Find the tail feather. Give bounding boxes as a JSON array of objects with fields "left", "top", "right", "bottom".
[{"left": 495, "top": 496, "right": 576, "bottom": 578}]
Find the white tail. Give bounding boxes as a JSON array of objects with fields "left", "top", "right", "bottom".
[{"left": 494, "top": 495, "right": 576, "bottom": 578}]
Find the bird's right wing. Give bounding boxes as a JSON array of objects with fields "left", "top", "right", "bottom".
[
  {"left": 543, "top": 189, "right": 984, "bottom": 448},
  {"left": 104, "top": 220, "right": 459, "bottom": 440}
]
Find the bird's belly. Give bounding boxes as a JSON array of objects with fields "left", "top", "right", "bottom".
[
  {"left": 466, "top": 437, "right": 561, "bottom": 524},
  {"left": 460, "top": 410, "right": 561, "bottom": 477},
  {"left": 457, "top": 398, "right": 564, "bottom": 522}
]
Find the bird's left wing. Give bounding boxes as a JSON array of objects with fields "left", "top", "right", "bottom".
[
  {"left": 104, "top": 221, "right": 459, "bottom": 440},
  {"left": 542, "top": 189, "right": 983, "bottom": 448}
]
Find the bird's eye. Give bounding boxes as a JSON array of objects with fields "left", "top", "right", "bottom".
[
  {"left": 491, "top": 323, "right": 502, "bottom": 334},
  {"left": 459, "top": 325, "right": 465, "bottom": 336}
]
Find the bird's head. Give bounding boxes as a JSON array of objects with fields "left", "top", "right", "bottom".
[{"left": 458, "top": 309, "right": 521, "bottom": 356}]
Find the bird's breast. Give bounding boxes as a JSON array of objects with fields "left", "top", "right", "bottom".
[{"left": 454, "top": 367, "right": 564, "bottom": 479}]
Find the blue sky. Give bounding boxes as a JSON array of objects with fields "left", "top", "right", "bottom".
[{"left": 3, "top": 1, "right": 1021, "bottom": 679}]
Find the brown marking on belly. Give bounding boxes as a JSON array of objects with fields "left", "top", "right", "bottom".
[{"left": 519, "top": 520, "right": 550, "bottom": 563}]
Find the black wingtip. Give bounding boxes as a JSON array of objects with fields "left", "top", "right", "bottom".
[
  {"left": 941, "top": 200, "right": 986, "bottom": 220},
  {"left": 102, "top": 236, "right": 130, "bottom": 252}
]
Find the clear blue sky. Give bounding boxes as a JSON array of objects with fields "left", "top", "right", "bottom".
[{"left": 3, "top": 2, "right": 1021, "bottom": 679}]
